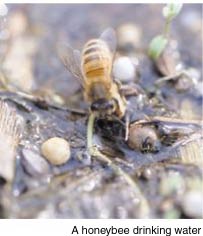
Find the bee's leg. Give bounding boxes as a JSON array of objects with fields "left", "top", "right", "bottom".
[
  {"left": 119, "top": 83, "right": 145, "bottom": 97},
  {"left": 113, "top": 77, "right": 143, "bottom": 96},
  {"left": 113, "top": 78, "right": 122, "bottom": 88},
  {"left": 111, "top": 114, "right": 125, "bottom": 126}
]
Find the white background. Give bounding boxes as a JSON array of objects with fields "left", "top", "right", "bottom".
[
  {"left": 0, "top": 219, "right": 203, "bottom": 236},
  {"left": 0, "top": 0, "right": 203, "bottom": 235}
]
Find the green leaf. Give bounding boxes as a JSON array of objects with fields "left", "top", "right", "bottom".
[
  {"left": 163, "top": 3, "right": 183, "bottom": 20},
  {"left": 148, "top": 35, "right": 168, "bottom": 60}
]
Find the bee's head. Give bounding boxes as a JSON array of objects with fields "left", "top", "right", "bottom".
[{"left": 91, "top": 98, "right": 117, "bottom": 115}]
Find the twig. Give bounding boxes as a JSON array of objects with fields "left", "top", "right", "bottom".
[
  {"left": 87, "top": 113, "right": 96, "bottom": 150},
  {"left": 163, "top": 17, "right": 171, "bottom": 39},
  {"left": 155, "top": 70, "right": 190, "bottom": 85}
]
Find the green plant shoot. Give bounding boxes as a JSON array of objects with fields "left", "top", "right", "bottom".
[{"left": 148, "top": 3, "right": 183, "bottom": 60}]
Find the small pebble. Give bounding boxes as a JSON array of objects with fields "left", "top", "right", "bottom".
[
  {"left": 22, "top": 148, "right": 50, "bottom": 176},
  {"left": 51, "top": 94, "right": 65, "bottom": 105},
  {"left": 113, "top": 56, "right": 136, "bottom": 82},
  {"left": 175, "top": 68, "right": 200, "bottom": 92},
  {"left": 117, "top": 23, "right": 142, "bottom": 49},
  {"left": 76, "top": 150, "right": 91, "bottom": 166},
  {"left": 128, "top": 124, "right": 160, "bottom": 153},
  {"left": 175, "top": 76, "right": 193, "bottom": 92},
  {"left": 41, "top": 137, "right": 71, "bottom": 165},
  {"left": 181, "top": 191, "right": 203, "bottom": 218},
  {"left": 141, "top": 168, "right": 153, "bottom": 180}
]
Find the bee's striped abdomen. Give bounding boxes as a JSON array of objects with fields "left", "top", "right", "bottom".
[{"left": 81, "top": 39, "right": 112, "bottom": 80}]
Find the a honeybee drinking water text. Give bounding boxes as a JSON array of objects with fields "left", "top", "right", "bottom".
[{"left": 58, "top": 28, "right": 126, "bottom": 119}]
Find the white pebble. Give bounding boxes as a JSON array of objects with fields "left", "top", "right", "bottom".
[
  {"left": 22, "top": 148, "right": 50, "bottom": 176},
  {"left": 117, "top": 23, "right": 142, "bottom": 48},
  {"left": 113, "top": 57, "right": 135, "bottom": 82},
  {"left": 181, "top": 191, "right": 203, "bottom": 218},
  {"left": 41, "top": 137, "right": 71, "bottom": 165}
]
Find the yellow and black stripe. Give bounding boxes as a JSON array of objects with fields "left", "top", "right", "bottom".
[{"left": 81, "top": 39, "right": 112, "bottom": 80}]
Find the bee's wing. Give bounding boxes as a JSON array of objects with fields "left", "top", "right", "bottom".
[
  {"left": 100, "top": 27, "right": 117, "bottom": 55},
  {"left": 57, "top": 43, "right": 84, "bottom": 88}
]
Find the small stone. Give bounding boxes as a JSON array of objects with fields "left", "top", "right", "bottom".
[
  {"left": 113, "top": 56, "right": 136, "bottom": 82},
  {"left": 117, "top": 23, "right": 142, "bottom": 49},
  {"left": 41, "top": 137, "right": 71, "bottom": 165},
  {"left": 181, "top": 191, "right": 203, "bottom": 218},
  {"left": 22, "top": 148, "right": 50, "bottom": 176},
  {"left": 141, "top": 168, "right": 153, "bottom": 180},
  {"left": 175, "top": 68, "right": 200, "bottom": 92},
  {"left": 128, "top": 124, "right": 160, "bottom": 153},
  {"left": 76, "top": 150, "right": 91, "bottom": 166},
  {"left": 51, "top": 94, "right": 65, "bottom": 105},
  {"left": 175, "top": 77, "right": 191, "bottom": 92}
]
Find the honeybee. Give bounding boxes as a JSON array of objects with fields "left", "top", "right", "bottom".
[{"left": 58, "top": 28, "right": 126, "bottom": 119}]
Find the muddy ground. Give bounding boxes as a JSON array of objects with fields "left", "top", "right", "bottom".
[{"left": 0, "top": 4, "right": 202, "bottom": 218}]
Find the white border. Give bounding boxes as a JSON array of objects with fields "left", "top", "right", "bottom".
[
  {"left": 0, "top": 219, "right": 203, "bottom": 236},
  {"left": 0, "top": 1, "right": 202, "bottom": 233},
  {"left": 2, "top": 1, "right": 203, "bottom": 4}
]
